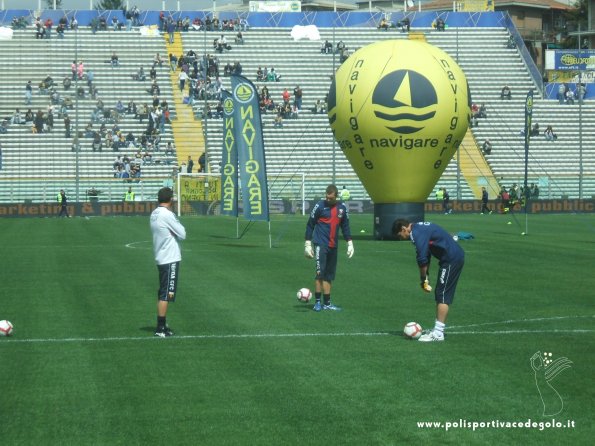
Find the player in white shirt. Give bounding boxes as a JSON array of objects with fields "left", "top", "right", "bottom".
[{"left": 150, "top": 187, "right": 186, "bottom": 337}]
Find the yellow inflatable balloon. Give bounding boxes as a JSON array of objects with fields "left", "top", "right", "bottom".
[{"left": 328, "top": 40, "right": 470, "bottom": 238}]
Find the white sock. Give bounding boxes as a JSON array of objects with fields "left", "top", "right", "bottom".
[{"left": 433, "top": 320, "right": 446, "bottom": 337}]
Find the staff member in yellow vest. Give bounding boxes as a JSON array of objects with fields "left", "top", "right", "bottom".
[
  {"left": 124, "top": 187, "right": 135, "bottom": 201},
  {"left": 339, "top": 185, "right": 350, "bottom": 201}
]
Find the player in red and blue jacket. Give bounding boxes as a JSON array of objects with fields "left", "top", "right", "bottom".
[
  {"left": 304, "top": 184, "right": 354, "bottom": 312},
  {"left": 393, "top": 219, "right": 465, "bottom": 342}
]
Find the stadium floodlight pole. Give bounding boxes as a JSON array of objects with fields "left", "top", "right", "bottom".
[
  {"left": 578, "top": 23, "right": 583, "bottom": 199},
  {"left": 523, "top": 90, "right": 534, "bottom": 236},
  {"left": 203, "top": 8, "right": 209, "bottom": 174},
  {"left": 331, "top": 11, "right": 337, "bottom": 184},
  {"left": 74, "top": 25, "right": 80, "bottom": 204}
]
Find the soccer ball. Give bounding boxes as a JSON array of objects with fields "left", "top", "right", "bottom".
[
  {"left": 297, "top": 288, "right": 312, "bottom": 303},
  {"left": 403, "top": 322, "right": 422, "bottom": 340},
  {"left": 0, "top": 320, "right": 13, "bottom": 337}
]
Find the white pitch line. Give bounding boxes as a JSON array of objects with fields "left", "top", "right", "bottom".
[
  {"left": 1, "top": 327, "right": 594, "bottom": 345},
  {"left": 449, "top": 315, "right": 595, "bottom": 329},
  {"left": 0, "top": 331, "right": 391, "bottom": 344},
  {"left": 448, "top": 329, "right": 595, "bottom": 335}
]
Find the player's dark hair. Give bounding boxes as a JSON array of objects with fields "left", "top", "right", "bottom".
[
  {"left": 326, "top": 184, "right": 338, "bottom": 196},
  {"left": 392, "top": 219, "right": 411, "bottom": 239},
  {"left": 157, "top": 187, "right": 173, "bottom": 204}
]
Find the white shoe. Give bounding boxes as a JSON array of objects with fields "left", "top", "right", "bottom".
[{"left": 418, "top": 330, "right": 444, "bottom": 342}]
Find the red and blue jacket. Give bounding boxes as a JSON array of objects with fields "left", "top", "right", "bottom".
[{"left": 305, "top": 200, "right": 352, "bottom": 248}]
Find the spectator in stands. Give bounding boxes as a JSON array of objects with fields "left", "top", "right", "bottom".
[
  {"left": 169, "top": 53, "right": 178, "bottom": 71},
  {"left": 62, "top": 96, "right": 73, "bottom": 111},
  {"left": 321, "top": 40, "right": 332, "bottom": 54},
  {"left": 50, "top": 88, "right": 60, "bottom": 105},
  {"left": 111, "top": 17, "right": 121, "bottom": 31},
  {"left": 83, "top": 122, "right": 93, "bottom": 137},
  {"left": 34, "top": 18, "right": 44, "bottom": 39},
  {"left": 178, "top": 70, "right": 188, "bottom": 92},
  {"left": 11, "top": 108, "right": 22, "bottom": 125},
  {"left": 77, "top": 61, "right": 84, "bottom": 79},
  {"left": 126, "top": 100, "right": 137, "bottom": 116},
  {"left": 378, "top": 18, "right": 390, "bottom": 31},
  {"left": 506, "top": 35, "right": 516, "bottom": 49},
  {"left": 198, "top": 152, "right": 206, "bottom": 172},
  {"left": 530, "top": 183, "right": 540, "bottom": 199},
  {"left": 339, "top": 47, "right": 350, "bottom": 63},
  {"left": 500, "top": 85, "right": 511, "bottom": 100},
  {"left": 99, "top": 16, "right": 107, "bottom": 31},
  {"left": 336, "top": 40, "right": 345, "bottom": 54},
  {"left": 235, "top": 31, "right": 244, "bottom": 44},
  {"left": 110, "top": 52, "right": 120, "bottom": 67},
  {"left": 256, "top": 66, "right": 265, "bottom": 81},
  {"left": 477, "top": 103, "right": 487, "bottom": 119},
  {"left": 90, "top": 17, "right": 99, "bottom": 33},
  {"left": 435, "top": 17, "right": 445, "bottom": 31},
  {"left": 397, "top": 17, "right": 410, "bottom": 33},
  {"left": 214, "top": 101, "right": 223, "bottom": 118},
  {"left": 564, "top": 88, "right": 575, "bottom": 105},
  {"left": 131, "top": 5, "right": 141, "bottom": 26},
  {"left": 25, "top": 109, "right": 34, "bottom": 124},
  {"left": 293, "top": 85, "right": 303, "bottom": 110},
  {"left": 239, "top": 18, "right": 249, "bottom": 31},
  {"left": 45, "top": 108, "right": 54, "bottom": 133},
  {"left": 575, "top": 83, "right": 586, "bottom": 104},
  {"left": 282, "top": 88, "right": 290, "bottom": 104},
  {"left": 71, "top": 60, "right": 77, "bottom": 79},
  {"left": 44, "top": 18, "right": 53, "bottom": 38},
  {"left": 0, "top": 118, "right": 9, "bottom": 134},
  {"left": 71, "top": 17, "right": 78, "bottom": 30},
  {"left": 182, "top": 16, "right": 190, "bottom": 31},
  {"left": 148, "top": 81, "right": 160, "bottom": 96},
  {"left": 125, "top": 10, "right": 133, "bottom": 31},
  {"left": 167, "top": 19, "right": 175, "bottom": 44},
  {"left": 92, "top": 131, "right": 103, "bottom": 151},
  {"left": 25, "top": 80, "right": 33, "bottom": 104},
  {"left": 149, "top": 65, "right": 157, "bottom": 81},
  {"left": 481, "top": 139, "right": 492, "bottom": 155},
  {"left": 63, "top": 76, "right": 72, "bottom": 90},
  {"left": 115, "top": 100, "right": 125, "bottom": 115},
  {"left": 64, "top": 114, "right": 71, "bottom": 138},
  {"left": 165, "top": 142, "right": 175, "bottom": 156},
  {"left": 544, "top": 125, "right": 557, "bottom": 141},
  {"left": 57, "top": 23, "right": 66, "bottom": 39},
  {"left": 154, "top": 53, "right": 163, "bottom": 67},
  {"left": 133, "top": 66, "right": 146, "bottom": 81},
  {"left": 192, "top": 17, "right": 203, "bottom": 31},
  {"left": 530, "top": 122, "right": 540, "bottom": 137},
  {"left": 556, "top": 83, "right": 567, "bottom": 104},
  {"left": 314, "top": 99, "right": 326, "bottom": 114},
  {"left": 34, "top": 110, "right": 44, "bottom": 133}
]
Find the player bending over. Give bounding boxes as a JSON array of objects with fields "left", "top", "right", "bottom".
[{"left": 393, "top": 219, "right": 465, "bottom": 342}]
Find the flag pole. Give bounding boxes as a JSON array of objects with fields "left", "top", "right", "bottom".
[{"left": 523, "top": 90, "right": 533, "bottom": 235}]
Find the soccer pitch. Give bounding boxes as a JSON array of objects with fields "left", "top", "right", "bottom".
[{"left": 0, "top": 213, "right": 593, "bottom": 445}]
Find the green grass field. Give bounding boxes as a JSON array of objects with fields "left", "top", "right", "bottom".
[{"left": 0, "top": 212, "right": 593, "bottom": 445}]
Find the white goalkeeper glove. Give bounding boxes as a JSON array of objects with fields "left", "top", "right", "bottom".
[
  {"left": 304, "top": 240, "right": 314, "bottom": 259},
  {"left": 346, "top": 240, "right": 354, "bottom": 259},
  {"left": 420, "top": 277, "right": 432, "bottom": 293}
]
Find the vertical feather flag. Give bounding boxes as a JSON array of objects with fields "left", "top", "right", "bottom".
[{"left": 230, "top": 75, "right": 270, "bottom": 221}]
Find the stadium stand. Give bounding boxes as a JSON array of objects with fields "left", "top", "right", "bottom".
[{"left": 0, "top": 22, "right": 592, "bottom": 203}]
